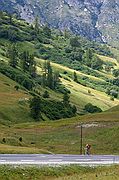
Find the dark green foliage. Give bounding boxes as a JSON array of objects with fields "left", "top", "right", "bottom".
[
  {"left": 63, "top": 93, "right": 70, "bottom": 107},
  {"left": 0, "top": 62, "right": 34, "bottom": 90},
  {"left": 70, "top": 36, "right": 80, "bottom": 48},
  {"left": 30, "top": 96, "right": 41, "bottom": 120},
  {"left": 110, "top": 96, "right": 114, "bottom": 101},
  {"left": 43, "top": 90, "right": 50, "bottom": 98},
  {"left": 41, "top": 61, "right": 60, "bottom": 90},
  {"left": 110, "top": 90, "right": 118, "bottom": 98},
  {"left": 2, "top": 138, "right": 6, "bottom": 143},
  {"left": 41, "top": 99, "right": 76, "bottom": 120},
  {"left": 29, "top": 96, "right": 76, "bottom": 120},
  {"left": 113, "top": 69, "right": 119, "bottom": 77},
  {"left": 14, "top": 85, "right": 19, "bottom": 91},
  {"left": 34, "top": 16, "right": 40, "bottom": 34},
  {"left": 74, "top": 71, "right": 78, "bottom": 82},
  {"left": 19, "top": 137, "right": 22, "bottom": 142},
  {"left": 7, "top": 43, "right": 18, "bottom": 68},
  {"left": 21, "top": 51, "right": 36, "bottom": 75},
  {"left": 43, "top": 24, "right": 51, "bottom": 38},
  {"left": 22, "top": 78, "right": 34, "bottom": 90},
  {"left": 47, "top": 61, "right": 53, "bottom": 89},
  {"left": 72, "top": 105, "right": 77, "bottom": 114},
  {"left": 106, "top": 87, "right": 119, "bottom": 99},
  {"left": 113, "top": 78, "right": 119, "bottom": 86},
  {"left": 55, "top": 84, "right": 70, "bottom": 94},
  {"left": 84, "top": 103, "right": 102, "bottom": 113},
  {"left": 83, "top": 49, "right": 103, "bottom": 70},
  {"left": 91, "top": 55, "right": 103, "bottom": 70}
]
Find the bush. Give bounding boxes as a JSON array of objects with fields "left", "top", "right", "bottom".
[
  {"left": 113, "top": 69, "right": 119, "bottom": 77},
  {"left": 41, "top": 99, "right": 76, "bottom": 120},
  {"left": 14, "top": 85, "right": 19, "bottom": 91},
  {"left": 84, "top": 103, "right": 102, "bottom": 113},
  {"left": 19, "top": 137, "right": 22, "bottom": 142},
  {"left": 2, "top": 138, "right": 6, "bottom": 143},
  {"left": 0, "top": 62, "right": 34, "bottom": 90},
  {"left": 56, "top": 84, "right": 70, "bottom": 94},
  {"left": 110, "top": 96, "right": 114, "bottom": 101},
  {"left": 43, "top": 91, "right": 50, "bottom": 98},
  {"left": 110, "top": 90, "right": 118, "bottom": 98}
]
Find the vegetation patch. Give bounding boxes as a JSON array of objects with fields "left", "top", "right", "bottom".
[{"left": 0, "top": 165, "right": 119, "bottom": 180}]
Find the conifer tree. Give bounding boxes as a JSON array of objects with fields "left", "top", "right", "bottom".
[
  {"left": 53, "top": 71, "right": 59, "bottom": 89},
  {"left": 21, "top": 51, "right": 36, "bottom": 75},
  {"left": 8, "top": 43, "right": 18, "bottom": 68},
  {"left": 47, "top": 61, "right": 53, "bottom": 89},
  {"left": 30, "top": 96, "right": 41, "bottom": 120},
  {"left": 74, "top": 71, "right": 78, "bottom": 82},
  {"left": 43, "top": 24, "right": 51, "bottom": 38},
  {"left": 21, "top": 51, "right": 30, "bottom": 72},
  {"left": 34, "top": 16, "right": 39, "bottom": 34},
  {"left": 63, "top": 92, "right": 70, "bottom": 107}
]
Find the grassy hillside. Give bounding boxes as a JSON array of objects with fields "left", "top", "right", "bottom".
[
  {"left": 0, "top": 73, "right": 32, "bottom": 124},
  {"left": 0, "top": 60, "right": 119, "bottom": 126},
  {"left": 36, "top": 58, "right": 119, "bottom": 111},
  {"left": 0, "top": 68, "right": 119, "bottom": 155},
  {"left": 0, "top": 110, "right": 119, "bottom": 154}
]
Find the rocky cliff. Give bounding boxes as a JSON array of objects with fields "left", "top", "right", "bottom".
[{"left": 0, "top": 0, "right": 119, "bottom": 46}]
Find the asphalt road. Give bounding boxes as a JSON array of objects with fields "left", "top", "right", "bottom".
[{"left": 0, "top": 154, "right": 119, "bottom": 166}]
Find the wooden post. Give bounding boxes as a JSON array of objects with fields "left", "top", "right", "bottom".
[{"left": 80, "top": 125, "right": 83, "bottom": 155}]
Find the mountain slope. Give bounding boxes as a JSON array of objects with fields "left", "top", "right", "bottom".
[
  {"left": 1, "top": 0, "right": 119, "bottom": 46},
  {"left": 0, "top": 11, "right": 119, "bottom": 125}
]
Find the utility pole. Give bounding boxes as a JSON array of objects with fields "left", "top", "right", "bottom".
[{"left": 80, "top": 125, "right": 83, "bottom": 155}]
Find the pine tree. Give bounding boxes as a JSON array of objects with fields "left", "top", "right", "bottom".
[
  {"left": 9, "top": 13, "right": 13, "bottom": 24},
  {"left": 29, "top": 54, "right": 36, "bottom": 77},
  {"left": 83, "top": 48, "right": 93, "bottom": 67},
  {"left": 74, "top": 71, "right": 78, "bottom": 82},
  {"left": 42, "top": 61, "right": 59, "bottom": 89},
  {"left": 30, "top": 96, "right": 41, "bottom": 120},
  {"left": 47, "top": 61, "right": 53, "bottom": 89},
  {"left": 53, "top": 71, "right": 60, "bottom": 89},
  {"left": 8, "top": 43, "right": 18, "bottom": 68},
  {"left": 34, "top": 16, "right": 39, "bottom": 34},
  {"left": 63, "top": 93, "right": 70, "bottom": 107},
  {"left": 64, "top": 29, "right": 71, "bottom": 39},
  {"left": 21, "top": 51, "right": 36, "bottom": 75},
  {"left": 42, "top": 73, "right": 47, "bottom": 87},
  {"left": 21, "top": 51, "right": 30, "bottom": 72},
  {"left": 43, "top": 24, "right": 51, "bottom": 38}
]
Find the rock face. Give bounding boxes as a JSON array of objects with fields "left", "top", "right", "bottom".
[{"left": 0, "top": 0, "right": 119, "bottom": 45}]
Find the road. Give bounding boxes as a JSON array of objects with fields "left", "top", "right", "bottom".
[{"left": 0, "top": 154, "right": 119, "bottom": 166}]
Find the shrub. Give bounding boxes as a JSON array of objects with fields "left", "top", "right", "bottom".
[
  {"left": 84, "top": 103, "right": 102, "bottom": 113},
  {"left": 19, "top": 137, "right": 22, "bottom": 142},
  {"left": 110, "top": 96, "right": 114, "bottom": 101},
  {"left": 43, "top": 91, "right": 50, "bottom": 98},
  {"left": 14, "top": 85, "right": 19, "bottom": 91},
  {"left": 0, "top": 62, "right": 34, "bottom": 90},
  {"left": 2, "top": 138, "right": 6, "bottom": 143},
  {"left": 56, "top": 84, "right": 70, "bottom": 94}
]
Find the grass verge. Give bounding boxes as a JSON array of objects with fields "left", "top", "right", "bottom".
[{"left": 0, "top": 165, "right": 119, "bottom": 180}]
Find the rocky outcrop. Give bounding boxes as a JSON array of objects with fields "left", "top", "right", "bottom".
[{"left": 0, "top": 0, "right": 119, "bottom": 46}]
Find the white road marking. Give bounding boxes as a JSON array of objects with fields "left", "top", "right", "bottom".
[
  {"left": 21, "top": 160, "right": 34, "bottom": 162},
  {"left": 48, "top": 159, "right": 62, "bottom": 162},
  {"left": 0, "top": 160, "right": 6, "bottom": 162}
]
